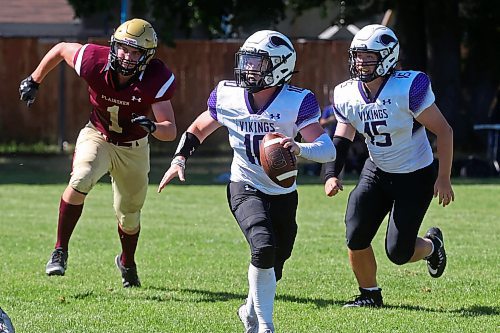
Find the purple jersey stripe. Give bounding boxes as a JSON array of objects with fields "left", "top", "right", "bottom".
[
  {"left": 296, "top": 92, "right": 320, "bottom": 126},
  {"left": 208, "top": 87, "right": 218, "bottom": 121},
  {"left": 409, "top": 73, "right": 430, "bottom": 113}
]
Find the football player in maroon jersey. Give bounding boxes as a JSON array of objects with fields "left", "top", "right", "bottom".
[{"left": 19, "top": 18, "right": 177, "bottom": 287}]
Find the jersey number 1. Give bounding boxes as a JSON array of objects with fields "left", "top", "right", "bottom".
[{"left": 107, "top": 105, "right": 123, "bottom": 133}]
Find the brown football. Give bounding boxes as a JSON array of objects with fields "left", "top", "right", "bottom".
[{"left": 259, "top": 133, "right": 298, "bottom": 188}]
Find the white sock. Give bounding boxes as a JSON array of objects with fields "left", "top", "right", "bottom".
[
  {"left": 248, "top": 263, "right": 276, "bottom": 332},
  {"left": 425, "top": 239, "right": 435, "bottom": 259},
  {"left": 362, "top": 286, "right": 380, "bottom": 291}
]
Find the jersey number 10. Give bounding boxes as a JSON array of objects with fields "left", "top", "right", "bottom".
[{"left": 244, "top": 134, "right": 265, "bottom": 165}]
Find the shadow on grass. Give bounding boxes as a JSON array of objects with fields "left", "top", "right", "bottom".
[
  {"left": 380, "top": 303, "right": 499, "bottom": 316},
  {"left": 139, "top": 286, "right": 344, "bottom": 308},
  {"left": 139, "top": 286, "right": 245, "bottom": 303},
  {"left": 133, "top": 286, "right": 500, "bottom": 317}
]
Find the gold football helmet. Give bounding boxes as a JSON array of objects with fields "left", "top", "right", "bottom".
[{"left": 109, "top": 18, "right": 158, "bottom": 76}]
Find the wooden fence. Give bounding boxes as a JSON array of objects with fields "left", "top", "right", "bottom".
[{"left": 0, "top": 38, "right": 350, "bottom": 152}]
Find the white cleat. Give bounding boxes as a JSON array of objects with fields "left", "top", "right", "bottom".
[{"left": 237, "top": 303, "right": 258, "bottom": 333}]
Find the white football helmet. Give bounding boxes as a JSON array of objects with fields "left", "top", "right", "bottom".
[
  {"left": 235, "top": 30, "right": 296, "bottom": 93},
  {"left": 109, "top": 18, "right": 158, "bottom": 76},
  {"left": 349, "top": 24, "right": 399, "bottom": 82}
]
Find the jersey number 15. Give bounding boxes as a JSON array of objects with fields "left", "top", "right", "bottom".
[{"left": 364, "top": 120, "right": 392, "bottom": 147}]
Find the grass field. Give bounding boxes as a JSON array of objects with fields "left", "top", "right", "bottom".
[{"left": 0, "top": 156, "right": 499, "bottom": 332}]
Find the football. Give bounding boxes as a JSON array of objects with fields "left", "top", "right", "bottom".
[{"left": 259, "top": 133, "right": 298, "bottom": 188}]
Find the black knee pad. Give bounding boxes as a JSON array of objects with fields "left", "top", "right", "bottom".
[
  {"left": 346, "top": 236, "right": 370, "bottom": 251},
  {"left": 251, "top": 246, "right": 275, "bottom": 269},
  {"left": 386, "top": 245, "right": 413, "bottom": 265}
]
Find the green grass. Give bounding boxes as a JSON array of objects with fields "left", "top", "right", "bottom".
[{"left": 0, "top": 158, "right": 499, "bottom": 332}]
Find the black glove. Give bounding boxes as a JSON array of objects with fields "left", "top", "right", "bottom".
[
  {"left": 19, "top": 75, "right": 40, "bottom": 107},
  {"left": 131, "top": 113, "right": 157, "bottom": 134}
]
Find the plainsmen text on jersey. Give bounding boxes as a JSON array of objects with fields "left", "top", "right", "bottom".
[
  {"left": 333, "top": 70, "right": 435, "bottom": 173},
  {"left": 73, "top": 44, "right": 176, "bottom": 143},
  {"left": 208, "top": 81, "right": 321, "bottom": 195}
]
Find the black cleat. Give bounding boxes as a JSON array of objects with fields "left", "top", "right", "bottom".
[
  {"left": 45, "top": 248, "right": 68, "bottom": 276},
  {"left": 115, "top": 255, "right": 141, "bottom": 288},
  {"left": 424, "top": 227, "right": 447, "bottom": 278},
  {"left": 344, "top": 287, "right": 383, "bottom": 307}
]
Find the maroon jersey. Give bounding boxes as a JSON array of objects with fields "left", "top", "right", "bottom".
[{"left": 73, "top": 44, "right": 176, "bottom": 142}]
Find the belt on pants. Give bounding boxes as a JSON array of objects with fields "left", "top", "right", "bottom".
[{"left": 101, "top": 133, "right": 148, "bottom": 148}]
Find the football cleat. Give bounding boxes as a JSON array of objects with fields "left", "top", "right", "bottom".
[
  {"left": 344, "top": 287, "right": 383, "bottom": 307},
  {"left": 424, "top": 227, "right": 447, "bottom": 278},
  {"left": 115, "top": 255, "right": 141, "bottom": 288},
  {"left": 0, "top": 308, "right": 15, "bottom": 333},
  {"left": 45, "top": 248, "right": 68, "bottom": 276},
  {"left": 237, "top": 301, "right": 258, "bottom": 333}
]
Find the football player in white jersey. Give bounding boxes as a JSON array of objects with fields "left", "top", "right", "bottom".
[
  {"left": 323, "top": 24, "right": 454, "bottom": 307},
  {"left": 158, "top": 30, "right": 336, "bottom": 333}
]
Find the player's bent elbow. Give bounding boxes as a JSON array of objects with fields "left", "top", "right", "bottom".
[
  {"left": 437, "top": 124, "right": 453, "bottom": 143},
  {"left": 298, "top": 133, "right": 336, "bottom": 163},
  {"left": 316, "top": 137, "right": 337, "bottom": 163},
  {"left": 156, "top": 125, "right": 177, "bottom": 141},
  {"left": 314, "top": 148, "right": 336, "bottom": 163},
  {"left": 326, "top": 146, "right": 337, "bottom": 163},
  {"left": 166, "top": 127, "right": 177, "bottom": 141},
  {"left": 446, "top": 124, "right": 453, "bottom": 138}
]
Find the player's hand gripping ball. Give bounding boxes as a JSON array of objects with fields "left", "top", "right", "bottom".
[{"left": 259, "top": 133, "right": 298, "bottom": 188}]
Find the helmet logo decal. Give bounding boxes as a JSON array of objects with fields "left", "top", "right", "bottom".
[
  {"left": 269, "top": 36, "right": 294, "bottom": 52},
  {"left": 379, "top": 34, "right": 396, "bottom": 46},
  {"left": 123, "top": 37, "right": 138, "bottom": 45}
]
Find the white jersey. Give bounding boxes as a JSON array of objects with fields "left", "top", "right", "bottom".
[
  {"left": 333, "top": 70, "right": 435, "bottom": 173},
  {"left": 208, "top": 81, "right": 321, "bottom": 195}
]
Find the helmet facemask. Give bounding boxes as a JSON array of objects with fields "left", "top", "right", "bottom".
[
  {"left": 234, "top": 30, "right": 296, "bottom": 93},
  {"left": 349, "top": 50, "right": 382, "bottom": 83},
  {"left": 108, "top": 18, "right": 157, "bottom": 77},
  {"left": 235, "top": 51, "right": 276, "bottom": 93},
  {"left": 109, "top": 40, "right": 154, "bottom": 76},
  {"left": 348, "top": 24, "right": 399, "bottom": 83}
]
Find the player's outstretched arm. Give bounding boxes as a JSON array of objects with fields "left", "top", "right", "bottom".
[
  {"left": 157, "top": 110, "right": 221, "bottom": 193},
  {"left": 19, "top": 42, "right": 82, "bottom": 107},
  {"left": 158, "top": 156, "right": 185, "bottom": 193},
  {"left": 31, "top": 42, "right": 81, "bottom": 82}
]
